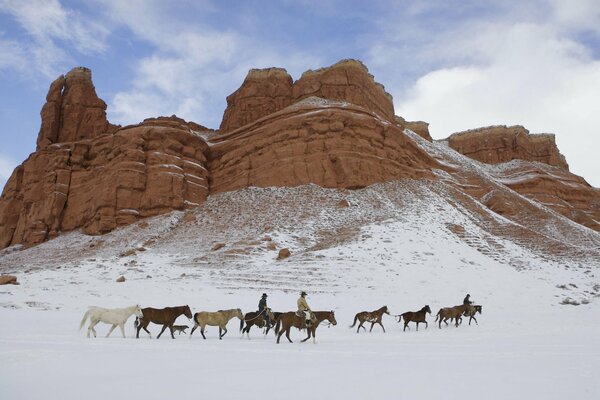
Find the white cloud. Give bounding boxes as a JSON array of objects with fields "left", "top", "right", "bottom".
[
  {"left": 0, "top": 0, "right": 108, "bottom": 77},
  {"left": 370, "top": 1, "right": 600, "bottom": 187},
  {"left": 96, "top": 0, "right": 322, "bottom": 127}
]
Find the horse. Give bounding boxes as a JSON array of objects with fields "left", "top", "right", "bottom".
[
  {"left": 265, "top": 312, "right": 282, "bottom": 336},
  {"left": 240, "top": 308, "right": 276, "bottom": 339},
  {"left": 349, "top": 305, "right": 390, "bottom": 333},
  {"left": 463, "top": 305, "right": 482, "bottom": 325},
  {"left": 301, "top": 310, "right": 337, "bottom": 343},
  {"left": 80, "top": 304, "right": 143, "bottom": 338},
  {"left": 134, "top": 305, "right": 192, "bottom": 339},
  {"left": 275, "top": 311, "right": 318, "bottom": 344},
  {"left": 435, "top": 305, "right": 468, "bottom": 328},
  {"left": 397, "top": 305, "right": 432, "bottom": 331},
  {"left": 190, "top": 308, "right": 244, "bottom": 339}
]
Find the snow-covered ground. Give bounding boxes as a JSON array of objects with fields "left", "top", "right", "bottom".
[{"left": 1, "top": 187, "right": 599, "bottom": 399}]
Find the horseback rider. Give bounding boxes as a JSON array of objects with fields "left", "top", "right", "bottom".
[
  {"left": 297, "top": 291, "right": 312, "bottom": 327},
  {"left": 258, "top": 293, "right": 269, "bottom": 327},
  {"left": 463, "top": 293, "right": 473, "bottom": 305}
]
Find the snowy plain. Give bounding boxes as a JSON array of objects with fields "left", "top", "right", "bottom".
[{"left": 1, "top": 204, "right": 599, "bottom": 400}]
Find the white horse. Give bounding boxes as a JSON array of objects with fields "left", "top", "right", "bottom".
[{"left": 79, "top": 304, "right": 143, "bottom": 338}]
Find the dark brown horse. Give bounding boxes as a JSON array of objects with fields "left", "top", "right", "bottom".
[
  {"left": 275, "top": 311, "right": 318, "bottom": 344},
  {"left": 240, "top": 308, "right": 276, "bottom": 339},
  {"left": 397, "top": 305, "right": 431, "bottom": 331},
  {"left": 350, "top": 305, "right": 390, "bottom": 333},
  {"left": 301, "top": 311, "right": 337, "bottom": 343},
  {"left": 135, "top": 305, "right": 192, "bottom": 339}
]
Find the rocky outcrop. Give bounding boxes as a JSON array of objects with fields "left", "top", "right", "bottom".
[
  {"left": 219, "top": 68, "right": 293, "bottom": 132},
  {"left": 1, "top": 61, "right": 599, "bottom": 250},
  {"left": 446, "top": 125, "right": 569, "bottom": 170},
  {"left": 37, "top": 67, "right": 118, "bottom": 149},
  {"left": 395, "top": 116, "right": 432, "bottom": 142},
  {"left": 1, "top": 117, "right": 209, "bottom": 248},
  {"left": 209, "top": 97, "right": 437, "bottom": 194},
  {"left": 486, "top": 162, "right": 600, "bottom": 231},
  {"left": 292, "top": 60, "right": 395, "bottom": 121},
  {"left": 219, "top": 59, "right": 395, "bottom": 133}
]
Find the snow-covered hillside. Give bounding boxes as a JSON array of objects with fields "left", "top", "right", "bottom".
[{"left": 1, "top": 171, "right": 599, "bottom": 399}]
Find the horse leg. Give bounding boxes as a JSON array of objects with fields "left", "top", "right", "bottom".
[
  {"left": 222, "top": 326, "right": 228, "bottom": 339},
  {"left": 200, "top": 326, "right": 207, "bottom": 340},
  {"left": 416, "top": 322, "right": 419, "bottom": 331},
  {"left": 190, "top": 323, "right": 199, "bottom": 337},
  {"left": 379, "top": 321, "right": 386, "bottom": 333},
  {"left": 470, "top": 316, "right": 478, "bottom": 325},
  {"left": 301, "top": 327, "right": 312, "bottom": 343},
  {"left": 119, "top": 323, "right": 126, "bottom": 338},
  {"left": 424, "top": 321, "right": 428, "bottom": 329},
  {"left": 277, "top": 327, "right": 283, "bottom": 344},
  {"left": 169, "top": 325, "right": 175, "bottom": 339},
  {"left": 143, "top": 324, "right": 152, "bottom": 338},
  {"left": 369, "top": 322, "right": 375, "bottom": 332},
  {"left": 286, "top": 327, "right": 293, "bottom": 343},
  {"left": 157, "top": 324, "right": 168, "bottom": 339},
  {"left": 89, "top": 319, "right": 99, "bottom": 338},
  {"left": 403, "top": 321, "right": 408, "bottom": 332},
  {"left": 106, "top": 324, "right": 117, "bottom": 338}
]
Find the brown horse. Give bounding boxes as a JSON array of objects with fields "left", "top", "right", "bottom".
[
  {"left": 190, "top": 308, "right": 244, "bottom": 339},
  {"left": 275, "top": 311, "right": 318, "bottom": 344},
  {"left": 301, "top": 311, "right": 337, "bottom": 343},
  {"left": 435, "top": 305, "right": 468, "bottom": 328},
  {"left": 240, "top": 308, "right": 276, "bottom": 339},
  {"left": 397, "top": 305, "right": 432, "bottom": 331},
  {"left": 134, "top": 305, "right": 192, "bottom": 339},
  {"left": 350, "top": 305, "right": 390, "bottom": 333}
]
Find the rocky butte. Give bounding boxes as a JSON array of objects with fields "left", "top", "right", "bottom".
[{"left": 0, "top": 60, "right": 598, "bottom": 249}]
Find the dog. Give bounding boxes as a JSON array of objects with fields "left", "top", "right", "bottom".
[{"left": 172, "top": 325, "right": 189, "bottom": 335}]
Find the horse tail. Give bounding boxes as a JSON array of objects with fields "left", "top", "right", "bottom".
[
  {"left": 239, "top": 316, "right": 245, "bottom": 332},
  {"left": 349, "top": 314, "right": 358, "bottom": 328},
  {"left": 134, "top": 317, "right": 139, "bottom": 330},
  {"left": 79, "top": 309, "right": 92, "bottom": 330}
]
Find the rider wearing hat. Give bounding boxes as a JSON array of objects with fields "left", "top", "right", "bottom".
[
  {"left": 258, "top": 293, "right": 269, "bottom": 328},
  {"left": 463, "top": 293, "right": 473, "bottom": 306},
  {"left": 297, "top": 291, "right": 312, "bottom": 327}
]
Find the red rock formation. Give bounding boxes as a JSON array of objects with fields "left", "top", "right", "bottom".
[
  {"left": 219, "top": 68, "right": 293, "bottom": 132},
  {"left": 1, "top": 118, "right": 209, "bottom": 248},
  {"left": 292, "top": 60, "right": 395, "bottom": 122},
  {"left": 395, "top": 116, "right": 432, "bottom": 142},
  {"left": 1, "top": 61, "right": 599, "bottom": 250},
  {"left": 219, "top": 59, "right": 396, "bottom": 133},
  {"left": 446, "top": 125, "right": 569, "bottom": 170},
  {"left": 209, "top": 97, "right": 437, "bottom": 194},
  {"left": 37, "top": 67, "right": 118, "bottom": 149}
]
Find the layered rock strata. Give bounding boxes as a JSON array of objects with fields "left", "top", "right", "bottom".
[{"left": 447, "top": 125, "right": 569, "bottom": 170}]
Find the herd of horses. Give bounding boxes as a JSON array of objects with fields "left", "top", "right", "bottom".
[{"left": 79, "top": 302, "right": 482, "bottom": 343}]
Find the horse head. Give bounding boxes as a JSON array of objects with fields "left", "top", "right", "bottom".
[
  {"left": 383, "top": 305, "right": 390, "bottom": 315},
  {"left": 328, "top": 311, "right": 337, "bottom": 326},
  {"left": 476, "top": 305, "right": 482, "bottom": 314},
  {"left": 424, "top": 305, "right": 432, "bottom": 314},
  {"left": 236, "top": 308, "right": 244, "bottom": 320},
  {"left": 135, "top": 305, "right": 143, "bottom": 318},
  {"left": 184, "top": 305, "right": 193, "bottom": 319}
]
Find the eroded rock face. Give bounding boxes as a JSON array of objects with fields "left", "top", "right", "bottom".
[
  {"left": 37, "top": 67, "right": 118, "bottom": 149},
  {"left": 1, "top": 118, "right": 209, "bottom": 248},
  {"left": 209, "top": 97, "right": 437, "bottom": 194},
  {"left": 219, "top": 59, "right": 396, "bottom": 133},
  {"left": 1, "top": 61, "right": 599, "bottom": 250},
  {"left": 447, "top": 125, "right": 569, "bottom": 170},
  {"left": 219, "top": 68, "right": 293, "bottom": 132}
]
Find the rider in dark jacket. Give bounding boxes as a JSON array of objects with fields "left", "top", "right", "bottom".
[
  {"left": 463, "top": 294, "right": 473, "bottom": 305},
  {"left": 258, "top": 293, "right": 269, "bottom": 327}
]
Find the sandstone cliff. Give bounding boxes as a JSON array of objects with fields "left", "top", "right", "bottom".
[
  {"left": 446, "top": 125, "right": 569, "bottom": 170},
  {"left": 1, "top": 62, "right": 598, "bottom": 250}
]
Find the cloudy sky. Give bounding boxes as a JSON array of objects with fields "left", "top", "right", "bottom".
[{"left": 1, "top": 0, "right": 599, "bottom": 189}]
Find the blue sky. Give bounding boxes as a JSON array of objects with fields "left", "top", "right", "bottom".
[{"left": 1, "top": 0, "right": 599, "bottom": 188}]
